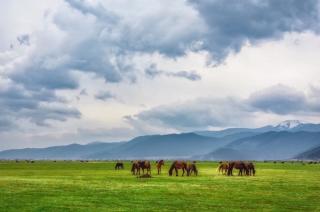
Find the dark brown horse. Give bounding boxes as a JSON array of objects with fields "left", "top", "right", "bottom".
[
  {"left": 131, "top": 161, "right": 140, "bottom": 175},
  {"left": 217, "top": 161, "right": 229, "bottom": 175},
  {"left": 115, "top": 161, "right": 124, "bottom": 170},
  {"left": 138, "top": 160, "right": 151, "bottom": 175},
  {"left": 156, "top": 160, "right": 165, "bottom": 175},
  {"left": 245, "top": 162, "right": 255, "bottom": 176},
  {"left": 169, "top": 161, "right": 188, "bottom": 176},
  {"left": 187, "top": 161, "right": 198, "bottom": 176},
  {"left": 227, "top": 161, "right": 249, "bottom": 176}
]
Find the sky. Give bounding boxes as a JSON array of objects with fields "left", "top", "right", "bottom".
[{"left": 0, "top": 0, "right": 320, "bottom": 150}]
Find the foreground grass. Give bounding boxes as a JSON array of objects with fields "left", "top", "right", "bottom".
[{"left": 0, "top": 161, "right": 319, "bottom": 211}]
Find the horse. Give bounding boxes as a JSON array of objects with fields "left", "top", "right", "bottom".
[
  {"left": 156, "top": 160, "right": 165, "bottom": 175},
  {"left": 115, "top": 161, "right": 124, "bottom": 170},
  {"left": 138, "top": 160, "right": 151, "bottom": 175},
  {"left": 227, "top": 161, "right": 248, "bottom": 176},
  {"left": 187, "top": 161, "right": 198, "bottom": 176},
  {"left": 245, "top": 162, "right": 255, "bottom": 176},
  {"left": 131, "top": 161, "right": 140, "bottom": 175},
  {"left": 217, "top": 161, "right": 229, "bottom": 175},
  {"left": 168, "top": 161, "right": 188, "bottom": 176}
]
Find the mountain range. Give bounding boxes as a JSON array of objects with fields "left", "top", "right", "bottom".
[
  {"left": 0, "top": 120, "right": 319, "bottom": 160},
  {"left": 295, "top": 145, "right": 320, "bottom": 160}
]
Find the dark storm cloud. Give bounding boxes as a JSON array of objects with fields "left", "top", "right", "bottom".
[
  {"left": 23, "top": 104, "right": 81, "bottom": 126},
  {"left": 247, "top": 85, "right": 306, "bottom": 114},
  {"left": 0, "top": 85, "right": 80, "bottom": 126},
  {"left": 247, "top": 84, "right": 320, "bottom": 114},
  {"left": 126, "top": 97, "right": 253, "bottom": 130},
  {"left": 145, "top": 64, "right": 201, "bottom": 81},
  {"left": 65, "top": 0, "right": 205, "bottom": 57},
  {"left": 11, "top": 66, "right": 79, "bottom": 90},
  {"left": 189, "top": 0, "right": 320, "bottom": 62},
  {"left": 126, "top": 85, "right": 320, "bottom": 130},
  {"left": 95, "top": 91, "right": 114, "bottom": 101}
]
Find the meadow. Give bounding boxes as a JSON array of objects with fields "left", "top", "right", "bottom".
[{"left": 0, "top": 161, "right": 319, "bottom": 211}]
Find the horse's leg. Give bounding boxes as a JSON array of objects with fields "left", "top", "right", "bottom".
[
  {"left": 228, "top": 167, "right": 233, "bottom": 176},
  {"left": 175, "top": 168, "right": 178, "bottom": 176}
]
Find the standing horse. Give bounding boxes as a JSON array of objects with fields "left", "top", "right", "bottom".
[
  {"left": 156, "top": 160, "right": 165, "bottom": 175},
  {"left": 187, "top": 161, "right": 198, "bottom": 176},
  {"left": 168, "top": 161, "right": 188, "bottom": 176},
  {"left": 217, "top": 161, "right": 229, "bottom": 175},
  {"left": 138, "top": 160, "right": 151, "bottom": 175},
  {"left": 245, "top": 162, "right": 255, "bottom": 176},
  {"left": 115, "top": 161, "right": 124, "bottom": 170},
  {"left": 227, "top": 161, "right": 248, "bottom": 176},
  {"left": 131, "top": 161, "right": 140, "bottom": 175}
]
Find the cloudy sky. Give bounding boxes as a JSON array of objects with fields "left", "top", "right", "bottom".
[{"left": 1, "top": 0, "right": 320, "bottom": 150}]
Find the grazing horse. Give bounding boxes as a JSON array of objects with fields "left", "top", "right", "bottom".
[
  {"left": 131, "top": 161, "right": 140, "bottom": 175},
  {"left": 169, "top": 161, "right": 188, "bottom": 176},
  {"left": 156, "top": 160, "right": 165, "bottom": 175},
  {"left": 217, "top": 161, "right": 229, "bottom": 175},
  {"left": 227, "top": 161, "right": 248, "bottom": 176},
  {"left": 245, "top": 162, "right": 255, "bottom": 176},
  {"left": 115, "top": 162, "right": 124, "bottom": 170},
  {"left": 138, "top": 160, "right": 151, "bottom": 175},
  {"left": 187, "top": 161, "right": 198, "bottom": 176}
]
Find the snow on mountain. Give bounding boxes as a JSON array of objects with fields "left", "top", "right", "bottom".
[{"left": 275, "top": 120, "right": 302, "bottom": 130}]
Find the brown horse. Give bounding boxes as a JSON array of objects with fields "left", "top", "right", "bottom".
[
  {"left": 169, "top": 161, "right": 188, "bottom": 176},
  {"left": 227, "top": 161, "right": 249, "bottom": 176},
  {"left": 115, "top": 161, "right": 124, "bottom": 170},
  {"left": 245, "top": 162, "right": 255, "bottom": 176},
  {"left": 217, "top": 161, "right": 229, "bottom": 175},
  {"left": 187, "top": 161, "right": 198, "bottom": 176},
  {"left": 131, "top": 161, "right": 140, "bottom": 175},
  {"left": 138, "top": 160, "right": 151, "bottom": 175},
  {"left": 156, "top": 160, "right": 165, "bottom": 175}
]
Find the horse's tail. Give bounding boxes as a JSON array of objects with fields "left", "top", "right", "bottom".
[
  {"left": 168, "top": 162, "right": 175, "bottom": 176},
  {"left": 131, "top": 163, "right": 136, "bottom": 174}
]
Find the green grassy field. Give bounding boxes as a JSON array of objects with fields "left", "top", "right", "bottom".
[{"left": 0, "top": 161, "right": 319, "bottom": 211}]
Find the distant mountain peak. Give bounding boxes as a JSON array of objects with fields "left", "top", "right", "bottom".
[{"left": 276, "top": 120, "right": 302, "bottom": 129}]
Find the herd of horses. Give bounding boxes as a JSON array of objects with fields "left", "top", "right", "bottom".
[
  {"left": 114, "top": 160, "right": 255, "bottom": 177},
  {"left": 218, "top": 161, "right": 255, "bottom": 176}
]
